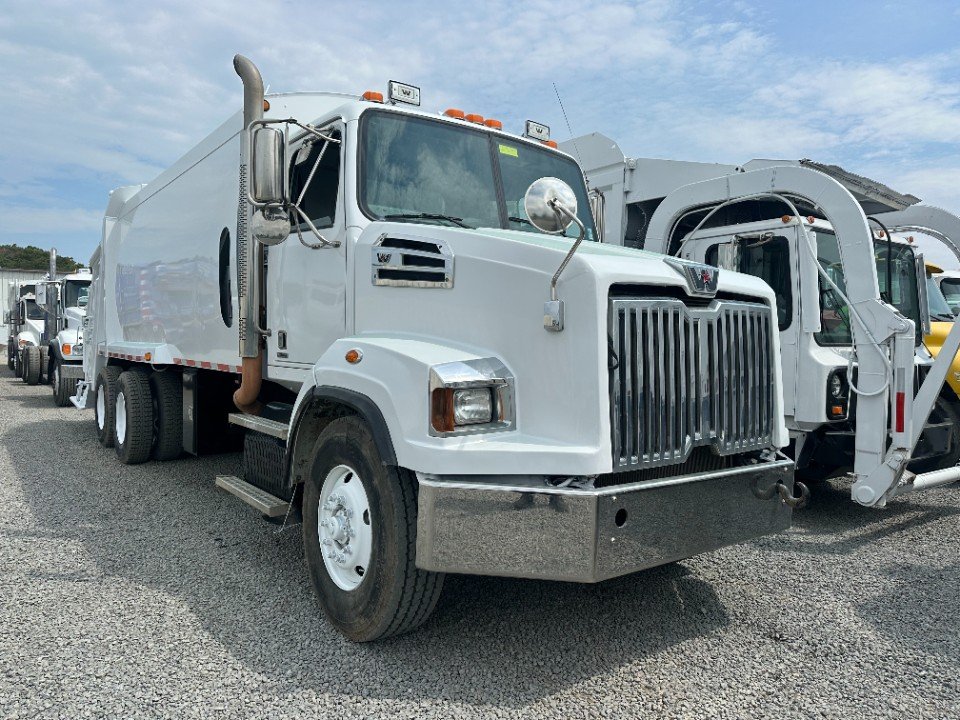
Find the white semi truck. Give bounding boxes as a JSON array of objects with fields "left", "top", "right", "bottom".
[
  {"left": 4, "top": 281, "right": 42, "bottom": 377},
  {"left": 567, "top": 134, "right": 960, "bottom": 507},
  {"left": 31, "top": 250, "right": 92, "bottom": 404},
  {"left": 74, "top": 56, "right": 803, "bottom": 641}
]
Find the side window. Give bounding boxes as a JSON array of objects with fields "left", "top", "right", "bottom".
[
  {"left": 289, "top": 129, "right": 342, "bottom": 230},
  {"left": 707, "top": 236, "right": 793, "bottom": 331}
]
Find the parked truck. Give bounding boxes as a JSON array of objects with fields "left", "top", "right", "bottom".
[
  {"left": 26, "top": 250, "right": 93, "bottom": 402},
  {"left": 74, "top": 56, "right": 803, "bottom": 641},
  {"left": 566, "top": 134, "right": 960, "bottom": 507},
  {"left": 4, "top": 281, "right": 41, "bottom": 377}
]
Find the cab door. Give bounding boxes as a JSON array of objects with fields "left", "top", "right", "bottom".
[{"left": 266, "top": 121, "right": 347, "bottom": 371}]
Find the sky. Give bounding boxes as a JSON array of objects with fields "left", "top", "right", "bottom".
[{"left": 2, "top": 0, "right": 960, "bottom": 266}]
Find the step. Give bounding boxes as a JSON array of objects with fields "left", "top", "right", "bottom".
[
  {"left": 215, "top": 475, "right": 290, "bottom": 517},
  {"left": 227, "top": 412, "right": 288, "bottom": 441}
]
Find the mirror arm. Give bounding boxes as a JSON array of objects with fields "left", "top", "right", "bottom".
[
  {"left": 548, "top": 200, "right": 586, "bottom": 302},
  {"left": 293, "top": 205, "right": 340, "bottom": 249}
]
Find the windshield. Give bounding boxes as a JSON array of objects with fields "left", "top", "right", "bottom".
[
  {"left": 360, "top": 110, "right": 596, "bottom": 240},
  {"left": 63, "top": 280, "right": 90, "bottom": 308},
  {"left": 927, "top": 275, "right": 955, "bottom": 321},
  {"left": 940, "top": 277, "right": 960, "bottom": 315},
  {"left": 814, "top": 232, "right": 921, "bottom": 346},
  {"left": 24, "top": 300, "right": 43, "bottom": 320}
]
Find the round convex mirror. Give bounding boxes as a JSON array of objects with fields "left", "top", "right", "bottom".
[{"left": 523, "top": 177, "right": 578, "bottom": 235}]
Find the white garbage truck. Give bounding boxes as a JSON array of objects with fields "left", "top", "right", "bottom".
[
  {"left": 31, "top": 250, "right": 92, "bottom": 403},
  {"left": 4, "top": 281, "right": 42, "bottom": 377},
  {"left": 567, "top": 134, "right": 960, "bottom": 507},
  {"left": 75, "top": 56, "right": 803, "bottom": 641}
]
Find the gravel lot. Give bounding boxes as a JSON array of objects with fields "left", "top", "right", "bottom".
[{"left": 1, "top": 367, "right": 958, "bottom": 719}]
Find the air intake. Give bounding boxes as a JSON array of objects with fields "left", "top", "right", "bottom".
[{"left": 372, "top": 234, "right": 454, "bottom": 288}]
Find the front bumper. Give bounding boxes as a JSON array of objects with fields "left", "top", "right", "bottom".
[
  {"left": 415, "top": 458, "right": 795, "bottom": 582},
  {"left": 59, "top": 363, "right": 85, "bottom": 379}
]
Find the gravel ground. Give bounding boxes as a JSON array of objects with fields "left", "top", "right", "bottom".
[{"left": 1, "top": 368, "right": 959, "bottom": 719}]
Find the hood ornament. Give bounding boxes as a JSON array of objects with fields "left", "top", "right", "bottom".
[{"left": 665, "top": 258, "right": 720, "bottom": 298}]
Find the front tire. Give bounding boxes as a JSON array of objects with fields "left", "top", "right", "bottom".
[
  {"left": 52, "top": 358, "right": 78, "bottom": 407},
  {"left": 23, "top": 346, "right": 41, "bottom": 385},
  {"left": 302, "top": 416, "right": 444, "bottom": 642},
  {"left": 94, "top": 366, "right": 122, "bottom": 447},
  {"left": 115, "top": 370, "right": 154, "bottom": 465},
  {"left": 6, "top": 342, "right": 13, "bottom": 371}
]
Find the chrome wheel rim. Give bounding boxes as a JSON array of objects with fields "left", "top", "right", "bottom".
[
  {"left": 115, "top": 391, "right": 127, "bottom": 445},
  {"left": 318, "top": 464, "right": 372, "bottom": 591},
  {"left": 53, "top": 366, "right": 59, "bottom": 392},
  {"left": 96, "top": 387, "right": 105, "bottom": 430}
]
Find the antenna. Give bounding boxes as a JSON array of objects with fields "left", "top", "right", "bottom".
[{"left": 553, "top": 83, "right": 586, "bottom": 185}]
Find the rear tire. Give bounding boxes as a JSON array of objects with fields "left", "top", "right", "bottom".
[
  {"left": 52, "top": 357, "right": 77, "bottom": 407},
  {"left": 39, "top": 346, "right": 49, "bottom": 384},
  {"left": 149, "top": 370, "right": 182, "bottom": 461},
  {"left": 302, "top": 416, "right": 444, "bottom": 642},
  {"left": 13, "top": 349, "right": 22, "bottom": 378},
  {"left": 23, "top": 346, "right": 40, "bottom": 385},
  {"left": 6, "top": 342, "right": 13, "bottom": 371},
  {"left": 115, "top": 370, "right": 154, "bottom": 464},
  {"left": 94, "top": 366, "right": 122, "bottom": 447},
  {"left": 910, "top": 396, "right": 960, "bottom": 473}
]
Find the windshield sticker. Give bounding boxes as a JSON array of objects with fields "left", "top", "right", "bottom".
[{"left": 498, "top": 144, "right": 518, "bottom": 158}]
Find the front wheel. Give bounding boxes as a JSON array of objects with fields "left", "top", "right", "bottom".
[
  {"left": 52, "top": 358, "right": 77, "bottom": 407},
  {"left": 302, "top": 416, "right": 444, "bottom": 642},
  {"left": 23, "top": 346, "right": 41, "bottom": 385},
  {"left": 6, "top": 342, "right": 13, "bottom": 371}
]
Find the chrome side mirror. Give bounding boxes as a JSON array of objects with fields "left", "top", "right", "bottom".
[
  {"left": 716, "top": 241, "right": 741, "bottom": 271},
  {"left": 251, "top": 126, "right": 285, "bottom": 205},
  {"left": 524, "top": 177, "right": 578, "bottom": 234}
]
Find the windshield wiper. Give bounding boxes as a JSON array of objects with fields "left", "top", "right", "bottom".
[
  {"left": 383, "top": 213, "right": 472, "bottom": 229},
  {"left": 508, "top": 215, "right": 534, "bottom": 227}
]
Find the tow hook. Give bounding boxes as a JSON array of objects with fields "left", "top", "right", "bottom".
[{"left": 753, "top": 478, "right": 810, "bottom": 509}]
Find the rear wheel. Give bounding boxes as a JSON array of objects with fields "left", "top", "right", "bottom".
[
  {"left": 23, "top": 346, "right": 41, "bottom": 385},
  {"left": 910, "top": 396, "right": 960, "bottom": 473},
  {"left": 13, "top": 348, "right": 22, "bottom": 378},
  {"left": 52, "top": 357, "right": 77, "bottom": 407},
  {"left": 149, "top": 370, "right": 182, "bottom": 460},
  {"left": 6, "top": 341, "right": 13, "bottom": 371},
  {"left": 94, "top": 366, "right": 123, "bottom": 447},
  {"left": 302, "top": 416, "right": 444, "bottom": 642},
  {"left": 39, "top": 347, "right": 49, "bottom": 384},
  {"left": 115, "top": 370, "right": 154, "bottom": 465}
]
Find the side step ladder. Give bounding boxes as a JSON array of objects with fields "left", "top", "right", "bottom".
[
  {"left": 216, "top": 412, "right": 292, "bottom": 517},
  {"left": 215, "top": 475, "right": 289, "bottom": 517}
]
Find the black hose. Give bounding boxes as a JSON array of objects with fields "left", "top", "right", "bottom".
[{"left": 867, "top": 216, "right": 894, "bottom": 304}]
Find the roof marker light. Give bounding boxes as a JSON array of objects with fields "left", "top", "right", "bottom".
[
  {"left": 781, "top": 215, "right": 793, "bottom": 224},
  {"left": 444, "top": 108, "right": 466, "bottom": 119},
  {"left": 484, "top": 118, "right": 503, "bottom": 130},
  {"left": 362, "top": 91, "right": 384, "bottom": 103},
  {"left": 465, "top": 113, "right": 485, "bottom": 124},
  {"left": 544, "top": 140, "right": 558, "bottom": 149}
]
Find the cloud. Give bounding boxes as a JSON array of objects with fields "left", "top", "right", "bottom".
[{"left": 3, "top": 1, "right": 960, "bottom": 261}]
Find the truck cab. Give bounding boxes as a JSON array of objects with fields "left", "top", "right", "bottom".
[
  {"left": 676, "top": 218, "right": 959, "bottom": 476},
  {"left": 39, "top": 268, "right": 92, "bottom": 405},
  {"left": 5, "top": 282, "right": 42, "bottom": 377}
]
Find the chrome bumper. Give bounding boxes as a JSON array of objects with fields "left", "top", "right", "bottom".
[{"left": 416, "top": 459, "right": 795, "bottom": 582}]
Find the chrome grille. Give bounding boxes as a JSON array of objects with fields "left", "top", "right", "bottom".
[{"left": 610, "top": 298, "right": 775, "bottom": 470}]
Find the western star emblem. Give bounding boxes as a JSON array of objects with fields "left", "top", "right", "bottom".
[
  {"left": 664, "top": 258, "right": 720, "bottom": 297},
  {"left": 376, "top": 252, "right": 392, "bottom": 264}
]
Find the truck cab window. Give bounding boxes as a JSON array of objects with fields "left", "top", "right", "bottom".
[
  {"left": 939, "top": 277, "right": 960, "bottom": 315},
  {"left": 24, "top": 300, "right": 44, "bottom": 320},
  {"left": 707, "top": 236, "right": 792, "bottom": 330},
  {"left": 289, "top": 130, "right": 341, "bottom": 230}
]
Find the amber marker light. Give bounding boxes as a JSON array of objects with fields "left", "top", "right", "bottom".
[
  {"left": 345, "top": 349, "right": 363, "bottom": 364},
  {"left": 465, "top": 113, "right": 485, "bottom": 124},
  {"left": 362, "top": 91, "right": 384, "bottom": 103},
  {"left": 781, "top": 215, "right": 792, "bottom": 223},
  {"left": 263, "top": 99, "right": 271, "bottom": 112},
  {"left": 444, "top": 108, "right": 466, "bottom": 119},
  {"left": 484, "top": 118, "right": 503, "bottom": 130},
  {"left": 62, "top": 344, "right": 72, "bottom": 355},
  {"left": 544, "top": 140, "right": 558, "bottom": 148},
  {"left": 144, "top": 352, "right": 152, "bottom": 362}
]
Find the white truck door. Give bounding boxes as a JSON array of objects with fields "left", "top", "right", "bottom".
[{"left": 267, "top": 124, "right": 346, "bottom": 369}]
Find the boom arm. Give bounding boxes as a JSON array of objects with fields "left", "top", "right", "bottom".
[{"left": 645, "top": 166, "right": 941, "bottom": 507}]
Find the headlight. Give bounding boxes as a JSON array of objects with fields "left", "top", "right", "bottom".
[
  {"left": 429, "top": 359, "right": 515, "bottom": 437},
  {"left": 826, "top": 369, "right": 849, "bottom": 420},
  {"left": 829, "top": 373, "right": 843, "bottom": 398},
  {"left": 453, "top": 387, "right": 493, "bottom": 425}
]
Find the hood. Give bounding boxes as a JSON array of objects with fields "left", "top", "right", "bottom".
[{"left": 63, "top": 306, "right": 86, "bottom": 328}]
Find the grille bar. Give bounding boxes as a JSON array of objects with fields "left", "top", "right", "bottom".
[{"left": 610, "top": 298, "right": 776, "bottom": 470}]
